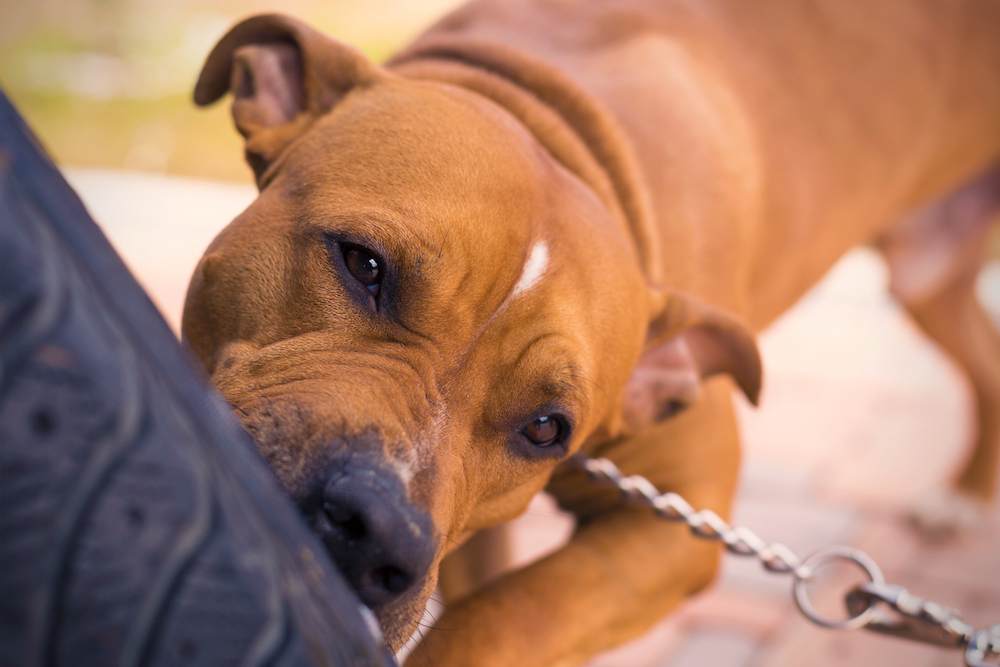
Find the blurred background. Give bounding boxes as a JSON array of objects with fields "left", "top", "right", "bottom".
[
  {"left": 2, "top": 2, "right": 998, "bottom": 666},
  {"left": 0, "top": 0, "right": 466, "bottom": 326},
  {"left": 0, "top": 0, "right": 464, "bottom": 181}
]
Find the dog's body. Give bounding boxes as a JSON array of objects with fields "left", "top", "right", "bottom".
[{"left": 184, "top": 1, "right": 1000, "bottom": 665}]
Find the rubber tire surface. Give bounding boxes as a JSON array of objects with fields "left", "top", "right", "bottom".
[{"left": 0, "top": 91, "right": 393, "bottom": 667}]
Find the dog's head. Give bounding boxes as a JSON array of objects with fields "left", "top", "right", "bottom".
[{"left": 183, "top": 14, "right": 760, "bottom": 649}]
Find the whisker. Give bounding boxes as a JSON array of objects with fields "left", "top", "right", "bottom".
[
  {"left": 416, "top": 625, "right": 435, "bottom": 667},
  {"left": 251, "top": 387, "right": 279, "bottom": 412},
  {"left": 428, "top": 594, "right": 449, "bottom": 609},
  {"left": 406, "top": 645, "right": 428, "bottom": 667},
  {"left": 422, "top": 605, "right": 455, "bottom": 656},
  {"left": 230, "top": 402, "right": 250, "bottom": 417}
]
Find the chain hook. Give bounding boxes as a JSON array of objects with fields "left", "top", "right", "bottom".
[
  {"left": 844, "top": 581, "right": 974, "bottom": 648},
  {"left": 966, "top": 624, "right": 1000, "bottom": 667}
]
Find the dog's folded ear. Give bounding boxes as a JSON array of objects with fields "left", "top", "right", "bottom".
[
  {"left": 622, "top": 292, "right": 761, "bottom": 431},
  {"left": 194, "top": 14, "right": 386, "bottom": 184}
]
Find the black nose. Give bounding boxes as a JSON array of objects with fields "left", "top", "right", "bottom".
[{"left": 308, "top": 458, "right": 435, "bottom": 609}]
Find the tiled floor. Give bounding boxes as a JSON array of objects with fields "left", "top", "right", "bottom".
[{"left": 69, "top": 168, "right": 1000, "bottom": 667}]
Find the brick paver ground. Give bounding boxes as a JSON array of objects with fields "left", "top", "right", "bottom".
[
  {"left": 581, "top": 250, "right": 1000, "bottom": 667},
  {"left": 71, "top": 169, "right": 1000, "bottom": 667}
]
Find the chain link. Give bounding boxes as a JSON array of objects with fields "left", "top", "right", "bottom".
[{"left": 571, "top": 454, "right": 1000, "bottom": 667}]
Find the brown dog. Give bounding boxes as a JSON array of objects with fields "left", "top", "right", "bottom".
[{"left": 182, "top": 1, "right": 1000, "bottom": 664}]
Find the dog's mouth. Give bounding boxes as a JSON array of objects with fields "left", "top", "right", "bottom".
[{"left": 224, "top": 394, "right": 446, "bottom": 646}]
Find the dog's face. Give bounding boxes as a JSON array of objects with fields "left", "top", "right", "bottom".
[{"left": 183, "top": 15, "right": 760, "bottom": 649}]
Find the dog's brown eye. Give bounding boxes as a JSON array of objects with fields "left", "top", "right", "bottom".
[
  {"left": 522, "top": 415, "right": 562, "bottom": 447},
  {"left": 344, "top": 247, "right": 381, "bottom": 294}
]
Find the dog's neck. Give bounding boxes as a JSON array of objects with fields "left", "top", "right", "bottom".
[{"left": 388, "top": 37, "right": 663, "bottom": 287}]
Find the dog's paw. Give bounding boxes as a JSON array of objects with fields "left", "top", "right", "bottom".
[{"left": 906, "top": 488, "right": 990, "bottom": 542}]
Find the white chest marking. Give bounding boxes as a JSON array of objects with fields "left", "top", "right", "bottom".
[{"left": 511, "top": 242, "right": 549, "bottom": 297}]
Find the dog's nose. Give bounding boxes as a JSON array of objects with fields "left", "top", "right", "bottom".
[{"left": 310, "top": 459, "right": 435, "bottom": 609}]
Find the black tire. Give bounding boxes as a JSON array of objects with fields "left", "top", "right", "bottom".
[{"left": 0, "top": 90, "right": 393, "bottom": 667}]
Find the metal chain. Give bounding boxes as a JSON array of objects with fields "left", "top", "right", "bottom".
[{"left": 571, "top": 454, "right": 1000, "bottom": 667}]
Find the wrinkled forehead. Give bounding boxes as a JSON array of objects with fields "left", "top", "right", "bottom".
[
  {"left": 216, "top": 75, "right": 649, "bottom": 409},
  {"left": 500, "top": 199, "right": 649, "bottom": 394},
  {"left": 288, "top": 80, "right": 546, "bottom": 247},
  {"left": 274, "top": 78, "right": 555, "bottom": 305}
]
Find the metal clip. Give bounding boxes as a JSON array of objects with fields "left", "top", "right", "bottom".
[
  {"left": 965, "top": 624, "right": 1000, "bottom": 667},
  {"left": 845, "top": 581, "right": 974, "bottom": 649}
]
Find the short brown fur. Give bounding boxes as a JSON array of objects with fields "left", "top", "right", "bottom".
[{"left": 184, "top": 2, "right": 1000, "bottom": 664}]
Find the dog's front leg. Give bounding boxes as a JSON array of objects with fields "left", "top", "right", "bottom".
[{"left": 408, "top": 377, "right": 741, "bottom": 667}]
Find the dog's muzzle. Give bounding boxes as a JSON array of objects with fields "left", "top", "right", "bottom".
[{"left": 302, "top": 455, "right": 435, "bottom": 610}]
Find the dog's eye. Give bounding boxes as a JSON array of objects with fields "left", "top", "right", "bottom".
[
  {"left": 522, "top": 415, "right": 563, "bottom": 447},
  {"left": 343, "top": 246, "right": 381, "bottom": 296}
]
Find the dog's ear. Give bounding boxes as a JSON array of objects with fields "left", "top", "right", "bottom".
[
  {"left": 622, "top": 291, "right": 761, "bottom": 431},
  {"left": 194, "top": 14, "right": 385, "bottom": 184}
]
